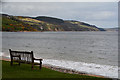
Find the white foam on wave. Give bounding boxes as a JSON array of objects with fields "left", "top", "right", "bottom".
[
  {"left": 0, "top": 52, "right": 3, "bottom": 56},
  {"left": 1, "top": 53, "right": 119, "bottom": 78},
  {"left": 0, "top": 52, "right": 10, "bottom": 58},
  {"left": 42, "top": 59, "right": 118, "bottom": 78}
]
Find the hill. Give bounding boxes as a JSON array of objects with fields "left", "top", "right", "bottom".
[{"left": 2, "top": 14, "right": 105, "bottom": 32}]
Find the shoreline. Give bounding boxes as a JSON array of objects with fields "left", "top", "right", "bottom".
[
  {"left": 42, "top": 64, "right": 106, "bottom": 78},
  {"left": 1, "top": 56, "right": 108, "bottom": 78}
]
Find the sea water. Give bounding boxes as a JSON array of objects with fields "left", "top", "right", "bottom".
[{"left": 1, "top": 31, "right": 119, "bottom": 78}]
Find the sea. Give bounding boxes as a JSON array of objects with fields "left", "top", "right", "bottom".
[{"left": 1, "top": 31, "right": 119, "bottom": 78}]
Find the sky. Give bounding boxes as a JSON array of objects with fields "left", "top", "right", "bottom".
[{"left": 1, "top": 1, "right": 118, "bottom": 28}]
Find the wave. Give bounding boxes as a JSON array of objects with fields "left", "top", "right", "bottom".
[
  {"left": 0, "top": 52, "right": 3, "bottom": 56},
  {"left": 1, "top": 52, "right": 119, "bottom": 78},
  {"left": 42, "top": 59, "right": 118, "bottom": 78}
]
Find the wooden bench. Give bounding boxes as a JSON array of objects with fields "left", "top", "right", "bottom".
[{"left": 9, "top": 49, "right": 43, "bottom": 69}]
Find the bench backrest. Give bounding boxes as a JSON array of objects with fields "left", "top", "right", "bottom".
[{"left": 9, "top": 49, "right": 34, "bottom": 63}]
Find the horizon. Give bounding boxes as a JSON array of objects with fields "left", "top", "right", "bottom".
[{"left": 1, "top": 2, "right": 118, "bottom": 28}]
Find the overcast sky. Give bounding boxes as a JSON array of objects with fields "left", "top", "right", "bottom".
[{"left": 1, "top": 2, "right": 118, "bottom": 28}]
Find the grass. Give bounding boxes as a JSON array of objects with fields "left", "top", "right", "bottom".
[{"left": 1, "top": 60, "right": 111, "bottom": 80}]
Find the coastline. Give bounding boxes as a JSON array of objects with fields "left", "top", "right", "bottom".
[
  {"left": 0, "top": 56, "right": 108, "bottom": 78},
  {"left": 42, "top": 64, "right": 105, "bottom": 78}
]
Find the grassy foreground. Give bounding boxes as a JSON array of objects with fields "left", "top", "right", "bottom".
[{"left": 2, "top": 60, "right": 111, "bottom": 80}]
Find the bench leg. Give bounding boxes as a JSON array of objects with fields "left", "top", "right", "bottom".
[
  {"left": 11, "top": 61, "right": 13, "bottom": 66},
  {"left": 19, "top": 62, "right": 20, "bottom": 66},
  {"left": 32, "top": 63, "right": 34, "bottom": 69},
  {"left": 19, "top": 56, "right": 21, "bottom": 66},
  {"left": 40, "top": 61, "right": 42, "bottom": 69}
]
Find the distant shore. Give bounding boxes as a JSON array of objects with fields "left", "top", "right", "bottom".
[{"left": 2, "top": 30, "right": 118, "bottom": 32}]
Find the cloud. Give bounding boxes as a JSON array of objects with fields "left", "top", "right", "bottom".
[
  {"left": 2, "top": 2, "right": 63, "bottom": 16},
  {"left": 84, "top": 11, "right": 117, "bottom": 20}
]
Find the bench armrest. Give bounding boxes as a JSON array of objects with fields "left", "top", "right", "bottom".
[{"left": 33, "top": 58, "right": 43, "bottom": 61}]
